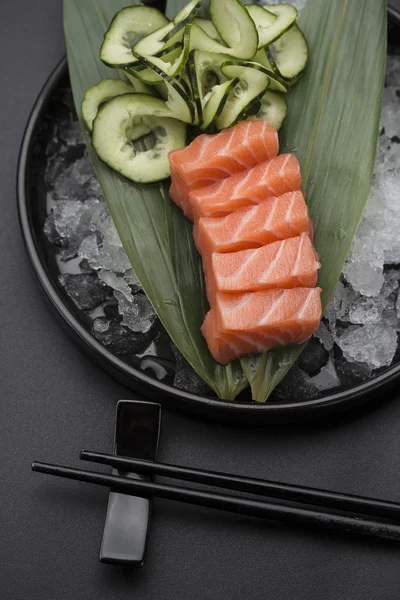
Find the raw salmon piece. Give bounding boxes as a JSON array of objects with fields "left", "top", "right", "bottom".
[
  {"left": 168, "top": 120, "right": 279, "bottom": 213},
  {"left": 188, "top": 154, "right": 302, "bottom": 219},
  {"left": 201, "top": 288, "right": 322, "bottom": 364},
  {"left": 210, "top": 234, "right": 320, "bottom": 295},
  {"left": 193, "top": 191, "right": 310, "bottom": 255}
]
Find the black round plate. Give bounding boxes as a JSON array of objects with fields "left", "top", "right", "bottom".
[{"left": 18, "top": 16, "right": 400, "bottom": 424}]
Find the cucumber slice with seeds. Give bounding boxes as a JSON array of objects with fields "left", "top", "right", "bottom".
[
  {"left": 188, "top": 50, "right": 229, "bottom": 127},
  {"left": 269, "top": 25, "right": 308, "bottom": 80},
  {"left": 217, "top": 62, "right": 271, "bottom": 129},
  {"left": 247, "top": 90, "right": 287, "bottom": 130},
  {"left": 132, "top": 52, "right": 195, "bottom": 123},
  {"left": 209, "top": 0, "right": 258, "bottom": 59},
  {"left": 134, "top": 23, "right": 177, "bottom": 58},
  {"left": 100, "top": 6, "right": 169, "bottom": 68},
  {"left": 92, "top": 94, "right": 186, "bottom": 183},
  {"left": 82, "top": 79, "right": 155, "bottom": 140}
]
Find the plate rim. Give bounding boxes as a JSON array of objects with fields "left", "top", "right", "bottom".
[{"left": 17, "top": 56, "right": 400, "bottom": 424}]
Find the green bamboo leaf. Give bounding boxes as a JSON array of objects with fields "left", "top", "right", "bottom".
[
  {"left": 63, "top": 0, "right": 247, "bottom": 400},
  {"left": 242, "top": 0, "right": 387, "bottom": 402}
]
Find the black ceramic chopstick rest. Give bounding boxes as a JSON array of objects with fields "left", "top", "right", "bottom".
[{"left": 99, "top": 399, "right": 161, "bottom": 566}]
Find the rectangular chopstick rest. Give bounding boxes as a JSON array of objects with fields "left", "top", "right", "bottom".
[{"left": 99, "top": 400, "right": 161, "bottom": 566}]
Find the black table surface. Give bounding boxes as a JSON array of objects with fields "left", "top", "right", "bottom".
[{"left": 2, "top": 2, "right": 400, "bottom": 598}]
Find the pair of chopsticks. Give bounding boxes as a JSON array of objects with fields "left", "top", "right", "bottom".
[{"left": 32, "top": 452, "right": 400, "bottom": 543}]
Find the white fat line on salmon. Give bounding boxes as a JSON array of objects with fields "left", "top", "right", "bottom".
[
  {"left": 216, "top": 247, "right": 259, "bottom": 281},
  {"left": 232, "top": 205, "right": 259, "bottom": 242},
  {"left": 221, "top": 293, "right": 254, "bottom": 314},
  {"left": 259, "top": 238, "right": 288, "bottom": 284},
  {"left": 296, "top": 289, "right": 317, "bottom": 321},
  {"left": 291, "top": 232, "right": 308, "bottom": 276},
  {"left": 262, "top": 195, "right": 279, "bottom": 233},
  {"left": 284, "top": 191, "right": 297, "bottom": 224},
  {"left": 258, "top": 289, "right": 289, "bottom": 327}
]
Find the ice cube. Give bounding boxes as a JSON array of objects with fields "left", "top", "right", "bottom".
[
  {"left": 59, "top": 273, "right": 112, "bottom": 311},
  {"left": 52, "top": 199, "right": 107, "bottom": 260},
  {"left": 334, "top": 349, "right": 373, "bottom": 385},
  {"left": 335, "top": 323, "right": 398, "bottom": 369},
  {"left": 349, "top": 296, "right": 387, "bottom": 325},
  {"left": 91, "top": 316, "right": 154, "bottom": 355},
  {"left": 114, "top": 291, "right": 158, "bottom": 334},
  {"left": 342, "top": 227, "right": 385, "bottom": 297},
  {"left": 98, "top": 270, "right": 133, "bottom": 301},
  {"left": 324, "top": 280, "right": 359, "bottom": 328},
  {"left": 98, "top": 214, "right": 122, "bottom": 247},
  {"left": 52, "top": 155, "right": 98, "bottom": 201},
  {"left": 123, "top": 269, "right": 143, "bottom": 293},
  {"left": 314, "top": 321, "right": 334, "bottom": 351},
  {"left": 78, "top": 235, "right": 131, "bottom": 273},
  {"left": 44, "top": 212, "right": 62, "bottom": 247}
]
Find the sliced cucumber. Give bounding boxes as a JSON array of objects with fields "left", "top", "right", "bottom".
[
  {"left": 217, "top": 62, "right": 271, "bottom": 129},
  {"left": 269, "top": 24, "right": 308, "bottom": 80},
  {"left": 163, "top": 0, "right": 201, "bottom": 41},
  {"left": 173, "top": 0, "right": 201, "bottom": 24},
  {"left": 209, "top": 0, "right": 258, "bottom": 59},
  {"left": 188, "top": 50, "right": 229, "bottom": 127},
  {"left": 135, "top": 41, "right": 189, "bottom": 80},
  {"left": 188, "top": 51, "right": 203, "bottom": 126},
  {"left": 132, "top": 52, "right": 195, "bottom": 123},
  {"left": 192, "top": 17, "right": 222, "bottom": 42},
  {"left": 124, "top": 70, "right": 155, "bottom": 95},
  {"left": 133, "top": 0, "right": 199, "bottom": 57},
  {"left": 82, "top": 79, "right": 134, "bottom": 131},
  {"left": 202, "top": 78, "right": 239, "bottom": 129},
  {"left": 133, "top": 23, "right": 177, "bottom": 58},
  {"left": 259, "top": 4, "right": 298, "bottom": 45},
  {"left": 131, "top": 43, "right": 187, "bottom": 84},
  {"left": 222, "top": 60, "right": 288, "bottom": 94},
  {"left": 253, "top": 49, "right": 287, "bottom": 92},
  {"left": 247, "top": 90, "right": 287, "bottom": 130},
  {"left": 246, "top": 5, "right": 279, "bottom": 49},
  {"left": 100, "top": 6, "right": 169, "bottom": 68},
  {"left": 92, "top": 94, "right": 186, "bottom": 183}
]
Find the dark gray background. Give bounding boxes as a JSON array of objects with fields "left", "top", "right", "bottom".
[{"left": 2, "top": 1, "right": 400, "bottom": 599}]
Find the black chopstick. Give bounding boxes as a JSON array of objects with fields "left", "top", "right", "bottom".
[
  {"left": 80, "top": 450, "right": 400, "bottom": 522},
  {"left": 32, "top": 461, "right": 400, "bottom": 543}
]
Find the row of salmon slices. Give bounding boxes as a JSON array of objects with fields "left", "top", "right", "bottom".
[{"left": 168, "top": 120, "right": 322, "bottom": 365}]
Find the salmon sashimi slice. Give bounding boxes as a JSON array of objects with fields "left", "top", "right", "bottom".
[
  {"left": 169, "top": 173, "right": 212, "bottom": 220},
  {"left": 193, "top": 191, "right": 310, "bottom": 256},
  {"left": 188, "top": 154, "right": 302, "bottom": 219},
  {"left": 168, "top": 120, "right": 279, "bottom": 215},
  {"left": 201, "top": 288, "right": 322, "bottom": 364},
  {"left": 210, "top": 234, "right": 320, "bottom": 295}
]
